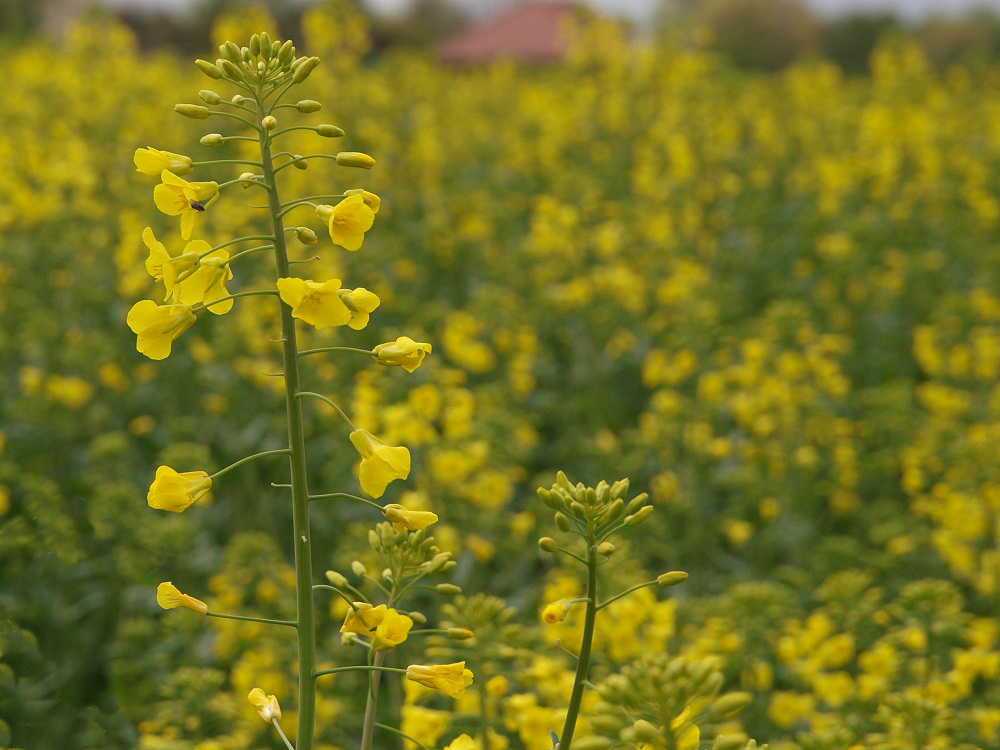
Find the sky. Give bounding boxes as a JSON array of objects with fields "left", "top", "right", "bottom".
[{"left": 103, "top": 0, "right": 1000, "bottom": 24}]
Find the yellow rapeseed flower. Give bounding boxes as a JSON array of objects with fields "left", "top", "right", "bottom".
[
  {"left": 147, "top": 465, "right": 212, "bottom": 512},
  {"left": 372, "top": 608, "right": 414, "bottom": 650},
  {"left": 316, "top": 194, "right": 375, "bottom": 251},
  {"left": 276, "top": 277, "right": 351, "bottom": 329},
  {"left": 126, "top": 301, "right": 196, "bottom": 360},
  {"left": 443, "top": 735, "right": 475, "bottom": 750},
  {"left": 349, "top": 429, "right": 411, "bottom": 498},
  {"left": 373, "top": 336, "right": 433, "bottom": 372},
  {"left": 382, "top": 503, "right": 438, "bottom": 532},
  {"left": 142, "top": 228, "right": 232, "bottom": 314},
  {"left": 340, "top": 287, "right": 381, "bottom": 330},
  {"left": 542, "top": 599, "right": 571, "bottom": 624},
  {"left": 134, "top": 147, "right": 193, "bottom": 176},
  {"left": 341, "top": 602, "right": 387, "bottom": 635},
  {"left": 153, "top": 170, "right": 219, "bottom": 240},
  {"left": 405, "top": 662, "right": 474, "bottom": 699},
  {"left": 344, "top": 188, "right": 381, "bottom": 213},
  {"left": 248, "top": 688, "right": 282, "bottom": 722},
  {"left": 156, "top": 581, "right": 208, "bottom": 615}
]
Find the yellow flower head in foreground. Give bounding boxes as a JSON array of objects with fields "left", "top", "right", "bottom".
[
  {"left": 148, "top": 465, "right": 212, "bottom": 512},
  {"left": 373, "top": 608, "right": 414, "bottom": 650},
  {"left": 444, "top": 735, "right": 476, "bottom": 750},
  {"left": 382, "top": 503, "right": 438, "bottom": 532},
  {"left": 126, "top": 301, "right": 196, "bottom": 360},
  {"left": 349, "top": 429, "right": 411, "bottom": 499},
  {"left": 340, "top": 287, "right": 381, "bottom": 330},
  {"left": 341, "top": 602, "right": 387, "bottom": 635},
  {"left": 406, "top": 662, "right": 474, "bottom": 699},
  {"left": 276, "top": 277, "right": 351, "bottom": 329},
  {"left": 316, "top": 194, "right": 375, "bottom": 251},
  {"left": 142, "top": 227, "right": 232, "bottom": 314},
  {"left": 344, "top": 188, "right": 381, "bottom": 214},
  {"left": 248, "top": 688, "right": 282, "bottom": 722},
  {"left": 134, "top": 147, "right": 193, "bottom": 176},
  {"left": 542, "top": 599, "right": 571, "bottom": 624},
  {"left": 156, "top": 582, "right": 208, "bottom": 615},
  {"left": 153, "top": 170, "right": 219, "bottom": 240},
  {"left": 373, "top": 336, "right": 433, "bottom": 373}
]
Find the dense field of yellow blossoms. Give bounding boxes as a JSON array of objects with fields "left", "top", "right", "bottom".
[{"left": 4, "top": 3, "right": 1000, "bottom": 749}]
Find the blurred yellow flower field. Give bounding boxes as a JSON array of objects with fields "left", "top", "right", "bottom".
[{"left": 4, "top": 2, "right": 1000, "bottom": 749}]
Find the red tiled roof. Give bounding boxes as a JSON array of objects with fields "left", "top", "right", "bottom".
[{"left": 438, "top": 1, "right": 581, "bottom": 65}]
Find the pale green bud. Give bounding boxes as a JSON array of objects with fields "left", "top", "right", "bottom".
[
  {"left": 570, "top": 501, "right": 587, "bottom": 518},
  {"left": 585, "top": 487, "right": 598, "bottom": 506},
  {"left": 220, "top": 59, "right": 243, "bottom": 81},
  {"left": 435, "top": 583, "right": 461, "bottom": 595},
  {"left": 378, "top": 524, "right": 396, "bottom": 547},
  {"left": 597, "top": 481, "right": 611, "bottom": 504},
  {"left": 296, "top": 99, "right": 321, "bottom": 113},
  {"left": 249, "top": 34, "right": 261, "bottom": 57},
  {"left": 336, "top": 151, "right": 376, "bottom": 169},
  {"left": 554, "top": 512, "right": 571, "bottom": 532},
  {"left": 590, "top": 715, "right": 622, "bottom": 734},
  {"left": 447, "top": 627, "right": 473, "bottom": 639},
  {"left": 712, "top": 734, "right": 750, "bottom": 750},
  {"left": 441, "top": 560, "right": 457, "bottom": 572},
  {"left": 260, "top": 32, "right": 273, "bottom": 57},
  {"left": 570, "top": 738, "right": 614, "bottom": 750},
  {"left": 200, "top": 133, "right": 224, "bottom": 146},
  {"left": 231, "top": 94, "right": 246, "bottom": 105},
  {"left": 295, "top": 227, "right": 317, "bottom": 245},
  {"left": 598, "top": 541, "right": 615, "bottom": 557},
  {"left": 426, "top": 552, "right": 451, "bottom": 573},
  {"left": 325, "top": 570, "right": 348, "bottom": 587},
  {"left": 625, "top": 505, "right": 654, "bottom": 527},
  {"left": 292, "top": 154, "right": 308, "bottom": 170},
  {"left": 351, "top": 560, "right": 367, "bottom": 577},
  {"left": 624, "top": 493, "right": 647, "bottom": 515},
  {"left": 316, "top": 124, "right": 345, "bottom": 138},
  {"left": 195, "top": 59, "right": 223, "bottom": 79},
  {"left": 619, "top": 728, "right": 638, "bottom": 744},
  {"left": 262, "top": 115, "right": 277, "bottom": 131},
  {"left": 538, "top": 537, "right": 558, "bottom": 553},
  {"left": 611, "top": 478, "right": 630, "bottom": 499},
  {"left": 175, "top": 103, "right": 209, "bottom": 119},
  {"left": 292, "top": 56, "right": 320, "bottom": 83},
  {"left": 602, "top": 498, "right": 624, "bottom": 522},
  {"left": 278, "top": 40, "right": 295, "bottom": 65},
  {"left": 382, "top": 568, "right": 393, "bottom": 583},
  {"left": 709, "top": 692, "right": 753, "bottom": 720},
  {"left": 537, "top": 487, "right": 560, "bottom": 509},
  {"left": 221, "top": 41, "right": 242, "bottom": 63},
  {"left": 408, "top": 610, "right": 427, "bottom": 625},
  {"left": 632, "top": 720, "right": 660, "bottom": 743},
  {"left": 556, "top": 470, "right": 572, "bottom": 491},
  {"left": 271, "top": 40, "right": 281, "bottom": 58},
  {"left": 657, "top": 571, "right": 689, "bottom": 587},
  {"left": 241, "top": 47, "right": 252, "bottom": 63}
]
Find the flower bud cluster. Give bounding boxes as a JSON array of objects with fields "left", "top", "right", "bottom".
[
  {"left": 196, "top": 33, "right": 308, "bottom": 87},
  {"left": 368, "top": 521, "right": 456, "bottom": 580}
]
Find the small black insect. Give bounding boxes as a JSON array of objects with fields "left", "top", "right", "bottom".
[{"left": 189, "top": 200, "right": 206, "bottom": 211}]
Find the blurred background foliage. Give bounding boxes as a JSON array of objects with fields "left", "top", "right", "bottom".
[{"left": 4, "top": 1, "right": 1000, "bottom": 749}]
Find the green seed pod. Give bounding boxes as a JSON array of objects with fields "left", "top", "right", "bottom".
[
  {"left": 447, "top": 627, "right": 473, "bottom": 639},
  {"left": 195, "top": 59, "right": 223, "bottom": 79},
  {"left": 325, "top": 570, "right": 348, "bottom": 587},
  {"left": 316, "top": 124, "right": 345, "bottom": 138},
  {"left": 632, "top": 720, "right": 660, "bottom": 743},
  {"left": 278, "top": 39, "right": 295, "bottom": 65},
  {"left": 538, "top": 537, "right": 558, "bottom": 553},
  {"left": 200, "top": 133, "right": 224, "bottom": 146},
  {"left": 174, "top": 104, "right": 209, "bottom": 119},
  {"left": 198, "top": 90, "right": 221, "bottom": 104},
  {"left": 625, "top": 505, "right": 654, "bottom": 527},
  {"left": 292, "top": 56, "right": 320, "bottom": 83},
  {"left": 709, "top": 692, "right": 753, "bottom": 720},
  {"left": 351, "top": 560, "right": 367, "bottom": 577},
  {"left": 260, "top": 32, "right": 272, "bottom": 57},
  {"left": 657, "top": 571, "right": 689, "bottom": 587},
  {"left": 435, "top": 583, "right": 461, "bottom": 595},
  {"left": 292, "top": 155, "right": 308, "bottom": 170},
  {"left": 336, "top": 151, "right": 376, "bottom": 169},
  {"left": 296, "top": 99, "right": 322, "bottom": 113},
  {"left": 712, "top": 734, "right": 750, "bottom": 750},
  {"left": 554, "top": 512, "right": 571, "bottom": 533},
  {"left": 220, "top": 59, "right": 244, "bottom": 81},
  {"left": 249, "top": 34, "right": 261, "bottom": 57}
]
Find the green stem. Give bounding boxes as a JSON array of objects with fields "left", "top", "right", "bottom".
[
  {"left": 272, "top": 718, "right": 296, "bottom": 750},
  {"left": 196, "top": 289, "right": 278, "bottom": 313},
  {"left": 208, "top": 234, "right": 278, "bottom": 254},
  {"left": 258, "top": 91, "right": 317, "bottom": 750},
  {"left": 596, "top": 580, "right": 658, "bottom": 611},
  {"left": 374, "top": 723, "right": 434, "bottom": 750},
  {"left": 313, "top": 664, "right": 406, "bottom": 679},
  {"left": 209, "top": 449, "right": 290, "bottom": 481},
  {"left": 270, "top": 125, "right": 325, "bottom": 138},
  {"left": 274, "top": 154, "right": 339, "bottom": 174},
  {"left": 295, "top": 391, "right": 356, "bottom": 429},
  {"left": 224, "top": 244, "right": 274, "bottom": 265},
  {"left": 360, "top": 650, "right": 387, "bottom": 750},
  {"left": 192, "top": 158, "right": 263, "bottom": 168},
  {"left": 558, "top": 542, "right": 598, "bottom": 750},
  {"left": 309, "top": 491, "right": 383, "bottom": 511},
  {"left": 298, "top": 346, "right": 375, "bottom": 358},
  {"left": 209, "top": 110, "right": 260, "bottom": 129},
  {"left": 312, "top": 584, "right": 360, "bottom": 610},
  {"left": 206, "top": 611, "right": 297, "bottom": 628}
]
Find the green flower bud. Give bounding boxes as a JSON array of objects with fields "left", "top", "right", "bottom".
[
  {"left": 316, "top": 124, "right": 345, "bottom": 138},
  {"left": 625, "top": 504, "right": 654, "bottom": 527},
  {"left": 200, "top": 133, "right": 224, "bottom": 146},
  {"left": 537, "top": 487, "right": 560, "bottom": 509},
  {"left": 447, "top": 627, "right": 473, "bottom": 639},
  {"left": 435, "top": 583, "right": 461, "bottom": 595},
  {"left": 619, "top": 728, "right": 638, "bottom": 744},
  {"left": 382, "top": 567, "right": 393, "bottom": 583},
  {"left": 556, "top": 470, "right": 572, "bottom": 491},
  {"left": 585, "top": 487, "right": 598, "bottom": 506},
  {"left": 632, "top": 720, "right": 660, "bottom": 743},
  {"left": 195, "top": 59, "right": 223, "bottom": 79},
  {"left": 570, "top": 738, "right": 614, "bottom": 750},
  {"left": 325, "top": 570, "right": 348, "bottom": 587},
  {"left": 221, "top": 41, "right": 242, "bottom": 63},
  {"left": 657, "top": 571, "right": 689, "bottom": 587},
  {"left": 295, "top": 226, "right": 317, "bottom": 245},
  {"left": 249, "top": 34, "right": 261, "bottom": 57},
  {"left": 292, "top": 154, "right": 308, "bottom": 170},
  {"left": 602, "top": 497, "right": 624, "bottom": 522},
  {"left": 278, "top": 39, "right": 295, "bottom": 65},
  {"left": 624, "top": 493, "right": 647, "bottom": 515},
  {"left": 379, "top": 524, "right": 396, "bottom": 547},
  {"left": 554, "top": 511, "right": 571, "bottom": 532},
  {"left": 611, "top": 478, "right": 630, "bottom": 499},
  {"left": 426, "top": 552, "right": 451, "bottom": 573},
  {"left": 292, "top": 56, "right": 320, "bottom": 83},
  {"left": 597, "top": 481, "right": 611, "bottom": 504},
  {"left": 296, "top": 99, "right": 322, "bottom": 113},
  {"left": 441, "top": 559, "right": 457, "bottom": 572},
  {"left": 712, "top": 734, "right": 750, "bottom": 750},
  {"left": 570, "top": 501, "right": 587, "bottom": 518},
  {"left": 709, "top": 692, "right": 753, "bottom": 720},
  {"left": 408, "top": 610, "right": 427, "bottom": 625},
  {"left": 262, "top": 115, "right": 277, "bottom": 131},
  {"left": 260, "top": 32, "right": 273, "bottom": 57},
  {"left": 590, "top": 715, "right": 623, "bottom": 734},
  {"left": 238, "top": 172, "right": 256, "bottom": 188},
  {"left": 241, "top": 47, "right": 252, "bottom": 63},
  {"left": 230, "top": 94, "right": 245, "bottom": 105},
  {"left": 174, "top": 104, "right": 209, "bottom": 119},
  {"left": 538, "top": 537, "right": 558, "bottom": 553},
  {"left": 198, "top": 90, "right": 221, "bottom": 105},
  {"left": 336, "top": 151, "right": 376, "bottom": 169},
  {"left": 271, "top": 40, "right": 281, "bottom": 58},
  {"left": 351, "top": 560, "right": 367, "bottom": 577},
  {"left": 220, "top": 59, "right": 244, "bottom": 81},
  {"left": 598, "top": 541, "right": 615, "bottom": 557}
]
